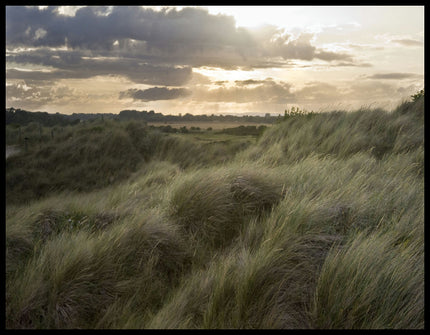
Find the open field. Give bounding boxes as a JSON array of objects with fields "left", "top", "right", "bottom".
[
  {"left": 5, "top": 96, "right": 424, "bottom": 329},
  {"left": 147, "top": 121, "right": 274, "bottom": 130}
]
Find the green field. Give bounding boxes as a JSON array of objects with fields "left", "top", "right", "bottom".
[
  {"left": 5, "top": 96, "right": 424, "bottom": 329},
  {"left": 147, "top": 120, "right": 273, "bottom": 130}
]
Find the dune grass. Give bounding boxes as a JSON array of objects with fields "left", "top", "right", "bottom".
[{"left": 5, "top": 96, "right": 424, "bottom": 329}]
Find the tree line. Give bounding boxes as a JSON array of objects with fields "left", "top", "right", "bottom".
[{"left": 5, "top": 107, "right": 280, "bottom": 127}]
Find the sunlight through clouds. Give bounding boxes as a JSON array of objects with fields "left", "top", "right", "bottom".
[{"left": 6, "top": 5, "right": 424, "bottom": 115}]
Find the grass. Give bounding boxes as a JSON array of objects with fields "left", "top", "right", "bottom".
[
  {"left": 6, "top": 119, "right": 251, "bottom": 204},
  {"left": 5, "top": 96, "right": 424, "bottom": 329},
  {"left": 312, "top": 230, "right": 424, "bottom": 329}
]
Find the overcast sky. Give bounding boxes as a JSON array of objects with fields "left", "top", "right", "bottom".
[{"left": 6, "top": 6, "right": 424, "bottom": 115}]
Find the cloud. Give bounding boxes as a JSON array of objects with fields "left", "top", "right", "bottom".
[
  {"left": 391, "top": 39, "right": 422, "bottom": 47},
  {"left": 6, "top": 80, "right": 82, "bottom": 110},
  {"left": 315, "top": 50, "right": 353, "bottom": 62},
  {"left": 192, "top": 79, "right": 296, "bottom": 104},
  {"left": 120, "top": 87, "right": 191, "bottom": 101},
  {"left": 234, "top": 79, "right": 267, "bottom": 86},
  {"left": 6, "top": 6, "right": 357, "bottom": 71},
  {"left": 7, "top": 49, "right": 193, "bottom": 86},
  {"left": 293, "top": 82, "right": 342, "bottom": 103},
  {"left": 332, "top": 62, "right": 372, "bottom": 67},
  {"left": 367, "top": 73, "right": 421, "bottom": 80},
  {"left": 348, "top": 81, "right": 398, "bottom": 101}
]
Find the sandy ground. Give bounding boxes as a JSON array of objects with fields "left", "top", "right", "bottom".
[{"left": 6, "top": 145, "right": 21, "bottom": 159}]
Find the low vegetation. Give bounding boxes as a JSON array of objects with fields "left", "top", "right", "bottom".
[{"left": 5, "top": 93, "right": 424, "bottom": 329}]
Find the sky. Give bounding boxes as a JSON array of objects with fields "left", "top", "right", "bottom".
[{"left": 5, "top": 5, "right": 424, "bottom": 116}]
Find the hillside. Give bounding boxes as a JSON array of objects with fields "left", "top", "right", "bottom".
[{"left": 5, "top": 96, "right": 424, "bottom": 329}]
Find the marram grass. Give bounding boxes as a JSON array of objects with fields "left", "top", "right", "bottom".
[{"left": 6, "top": 97, "right": 424, "bottom": 329}]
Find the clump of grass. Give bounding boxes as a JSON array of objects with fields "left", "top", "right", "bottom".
[
  {"left": 166, "top": 166, "right": 285, "bottom": 252},
  {"left": 312, "top": 230, "right": 424, "bottom": 329},
  {"left": 6, "top": 212, "right": 192, "bottom": 329}
]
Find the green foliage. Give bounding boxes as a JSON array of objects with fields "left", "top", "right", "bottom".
[
  {"left": 5, "top": 108, "right": 79, "bottom": 127},
  {"left": 410, "top": 89, "right": 424, "bottom": 102},
  {"left": 284, "top": 106, "right": 315, "bottom": 119},
  {"left": 218, "top": 125, "right": 267, "bottom": 136}
]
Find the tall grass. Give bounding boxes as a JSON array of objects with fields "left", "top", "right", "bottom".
[
  {"left": 6, "top": 97, "right": 424, "bottom": 329},
  {"left": 164, "top": 165, "right": 285, "bottom": 255},
  {"left": 312, "top": 230, "right": 424, "bottom": 329},
  {"left": 242, "top": 97, "right": 423, "bottom": 164},
  {"left": 6, "top": 211, "right": 192, "bottom": 328}
]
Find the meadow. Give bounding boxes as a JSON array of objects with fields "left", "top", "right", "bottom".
[
  {"left": 147, "top": 120, "right": 273, "bottom": 130},
  {"left": 5, "top": 95, "right": 424, "bottom": 329}
]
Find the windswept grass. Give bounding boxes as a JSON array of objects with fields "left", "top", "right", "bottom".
[
  {"left": 6, "top": 96, "right": 424, "bottom": 329},
  {"left": 165, "top": 166, "right": 285, "bottom": 253},
  {"left": 312, "top": 230, "right": 424, "bottom": 329},
  {"left": 241, "top": 97, "right": 423, "bottom": 164},
  {"left": 6, "top": 211, "right": 192, "bottom": 329}
]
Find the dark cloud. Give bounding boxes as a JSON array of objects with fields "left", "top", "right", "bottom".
[
  {"left": 7, "top": 49, "right": 192, "bottom": 86},
  {"left": 315, "top": 50, "right": 353, "bottom": 62},
  {"left": 6, "top": 6, "right": 357, "bottom": 72},
  {"left": 330, "top": 62, "right": 373, "bottom": 67},
  {"left": 120, "top": 87, "right": 191, "bottom": 101},
  {"left": 234, "top": 79, "right": 266, "bottom": 86},
  {"left": 368, "top": 73, "right": 421, "bottom": 80},
  {"left": 391, "top": 39, "right": 422, "bottom": 47}
]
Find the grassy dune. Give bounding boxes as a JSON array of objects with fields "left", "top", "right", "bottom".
[{"left": 5, "top": 96, "right": 424, "bottom": 329}]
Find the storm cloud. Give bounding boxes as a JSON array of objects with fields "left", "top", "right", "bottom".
[
  {"left": 6, "top": 49, "right": 193, "bottom": 86},
  {"left": 6, "top": 6, "right": 355, "bottom": 72}
]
